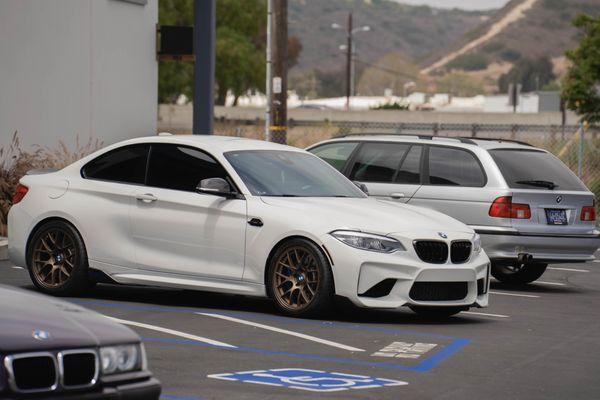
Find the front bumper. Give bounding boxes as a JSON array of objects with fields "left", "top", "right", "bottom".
[
  {"left": 475, "top": 227, "right": 600, "bottom": 263},
  {"left": 322, "top": 234, "right": 490, "bottom": 310},
  {"left": 1, "top": 372, "right": 161, "bottom": 400}
]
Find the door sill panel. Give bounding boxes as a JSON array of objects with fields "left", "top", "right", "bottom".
[{"left": 111, "top": 272, "right": 266, "bottom": 297}]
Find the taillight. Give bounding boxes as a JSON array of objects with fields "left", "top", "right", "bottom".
[
  {"left": 12, "top": 184, "right": 29, "bottom": 204},
  {"left": 581, "top": 202, "right": 596, "bottom": 221},
  {"left": 489, "top": 196, "right": 531, "bottom": 219}
]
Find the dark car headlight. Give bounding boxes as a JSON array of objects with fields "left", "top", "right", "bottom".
[
  {"left": 100, "top": 344, "right": 146, "bottom": 375},
  {"left": 331, "top": 230, "right": 406, "bottom": 253}
]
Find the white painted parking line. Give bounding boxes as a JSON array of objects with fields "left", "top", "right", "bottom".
[
  {"left": 536, "top": 281, "right": 566, "bottom": 286},
  {"left": 106, "top": 316, "right": 237, "bottom": 349},
  {"left": 11, "top": 266, "right": 24, "bottom": 270},
  {"left": 197, "top": 312, "right": 365, "bottom": 352},
  {"left": 547, "top": 267, "right": 589, "bottom": 273},
  {"left": 490, "top": 291, "right": 540, "bottom": 298},
  {"left": 461, "top": 311, "right": 510, "bottom": 318}
]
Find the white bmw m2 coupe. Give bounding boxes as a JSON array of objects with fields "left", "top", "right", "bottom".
[{"left": 8, "top": 135, "right": 490, "bottom": 317}]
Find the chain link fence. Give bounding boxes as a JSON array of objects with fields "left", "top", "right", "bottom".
[{"left": 214, "top": 119, "right": 600, "bottom": 209}]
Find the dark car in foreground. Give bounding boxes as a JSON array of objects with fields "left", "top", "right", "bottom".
[{"left": 0, "top": 285, "right": 161, "bottom": 399}]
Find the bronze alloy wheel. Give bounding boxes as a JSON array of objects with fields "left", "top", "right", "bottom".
[
  {"left": 31, "top": 228, "right": 77, "bottom": 288},
  {"left": 272, "top": 246, "right": 320, "bottom": 311}
]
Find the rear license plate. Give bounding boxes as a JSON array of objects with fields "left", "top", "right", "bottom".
[{"left": 545, "top": 209, "right": 568, "bottom": 225}]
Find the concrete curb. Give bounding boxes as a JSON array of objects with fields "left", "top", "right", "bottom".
[{"left": 0, "top": 238, "right": 7, "bottom": 261}]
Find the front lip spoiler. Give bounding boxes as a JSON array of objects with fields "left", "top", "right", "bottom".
[{"left": 473, "top": 228, "right": 600, "bottom": 239}]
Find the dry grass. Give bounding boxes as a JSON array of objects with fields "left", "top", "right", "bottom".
[{"left": 0, "top": 132, "right": 102, "bottom": 237}]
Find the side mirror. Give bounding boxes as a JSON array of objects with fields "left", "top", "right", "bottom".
[
  {"left": 353, "top": 181, "right": 369, "bottom": 195},
  {"left": 197, "top": 178, "right": 237, "bottom": 199}
]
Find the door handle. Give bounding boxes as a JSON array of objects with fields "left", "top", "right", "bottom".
[
  {"left": 389, "top": 192, "right": 405, "bottom": 200},
  {"left": 135, "top": 193, "right": 158, "bottom": 203}
]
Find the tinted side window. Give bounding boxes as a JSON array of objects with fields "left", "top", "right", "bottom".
[
  {"left": 146, "top": 144, "right": 229, "bottom": 192},
  {"left": 349, "top": 143, "right": 410, "bottom": 183},
  {"left": 309, "top": 142, "right": 358, "bottom": 171},
  {"left": 428, "top": 147, "right": 485, "bottom": 187},
  {"left": 396, "top": 145, "right": 422, "bottom": 184},
  {"left": 82, "top": 144, "right": 149, "bottom": 184}
]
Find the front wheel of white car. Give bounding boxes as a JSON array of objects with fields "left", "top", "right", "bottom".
[
  {"left": 27, "top": 220, "right": 92, "bottom": 296},
  {"left": 267, "top": 238, "right": 334, "bottom": 317}
]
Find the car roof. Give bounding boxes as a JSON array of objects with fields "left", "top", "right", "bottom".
[
  {"left": 122, "top": 134, "right": 305, "bottom": 153},
  {"left": 312, "top": 134, "right": 540, "bottom": 152}
]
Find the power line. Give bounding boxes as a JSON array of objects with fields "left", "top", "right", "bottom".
[{"left": 353, "top": 58, "right": 416, "bottom": 80}]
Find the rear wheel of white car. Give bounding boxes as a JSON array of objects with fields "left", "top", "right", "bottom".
[
  {"left": 27, "top": 220, "right": 91, "bottom": 296},
  {"left": 267, "top": 238, "right": 334, "bottom": 317},
  {"left": 409, "top": 306, "right": 465, "bottom": 318},
  {"left": 491, "top": 262, "right": 548, "bottom": 284}
]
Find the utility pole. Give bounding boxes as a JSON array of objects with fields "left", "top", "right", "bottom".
[
  {"left": 332, "top": 13, "right": 368, "bottom": 110},
  {"left": 269, "top": 0, "right": 288, "bottom": 144},
  {"left": 345, "top": 12, "right": 353, "bottom": 111},
  {"left": 265, "top": 0, "right": 273, "bottom": 141},
  {"left": 193, "top": 0, "right": 215, "bottom": 135}
]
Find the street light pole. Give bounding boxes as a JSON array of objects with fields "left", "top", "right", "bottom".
[
  {"left": 333, "top": 14, "right": 369, "bottom": 111},
  {"left": 345, "top": 12, "right": 353, "bottom": 111},
  {"left": 193, "top": 0, "right": 215, "bottom": 135}
]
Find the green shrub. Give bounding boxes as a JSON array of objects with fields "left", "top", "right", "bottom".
[
  {"left": 372, "top": 102, "right": 410, "bottom": 110},
  {"left": 447, "top": 53, "right": 489, "bottom": 71}
]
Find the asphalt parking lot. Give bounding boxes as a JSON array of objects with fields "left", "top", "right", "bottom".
[{"left": 2, "top": 257, "right": 600, "bottom": 400}]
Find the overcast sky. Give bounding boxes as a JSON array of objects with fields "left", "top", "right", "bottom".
[{"left": 392, "top": 0, "right": 511, "bottom": 10}]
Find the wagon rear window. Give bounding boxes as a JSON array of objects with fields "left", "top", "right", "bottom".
[{"left": 489, "top": 149, "right": 587, "bottom": 191}]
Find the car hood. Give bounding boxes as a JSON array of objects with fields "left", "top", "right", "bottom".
[
  {"left": 0, "top": 285, "right": 139, "bottom": 353},
  {"left": 259, "top": 197, "right": 473, "bottom": 236}
]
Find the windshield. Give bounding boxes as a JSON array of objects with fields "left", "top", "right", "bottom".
[
  {"left": 225, "top": 150, "right": 367, "bottom": 198},
  {"left": 490, "top": 149, "right": 587, "bottom": 191}
]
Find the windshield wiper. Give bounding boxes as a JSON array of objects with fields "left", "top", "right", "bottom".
[{"left": 515, "top": 180, "right": 558, "bottom": 190}]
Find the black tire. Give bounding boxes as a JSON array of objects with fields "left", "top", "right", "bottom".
[
  {"left": 266, "top": 238, "right": 334, "bottom": 317},
  {"left": 409, "top": 306, "right": 466, "bottom": 318},
  {"left": 27, "top": 220, "right": 91, "bottom": 296},
  {"left": 491, "top": 262, "right": 548, "bottom": 284}
]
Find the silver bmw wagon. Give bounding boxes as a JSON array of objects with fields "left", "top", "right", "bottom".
[{"left": 308, "top": 135, "right": 599, "bottom": 284}]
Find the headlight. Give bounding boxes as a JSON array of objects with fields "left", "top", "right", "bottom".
[
  {"left": 331, "top": 230, "right": 406, "bottom": 253},
  {"left": 100, "top": 344, "right": 144, "bottom": 375},
  {"left": 472, "top": 233, "right": 482, "bottom": 253}
]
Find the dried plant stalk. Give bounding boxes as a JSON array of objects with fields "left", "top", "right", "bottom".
[{"left": 0, "top": 132, "right": 103, "bottom": 237}]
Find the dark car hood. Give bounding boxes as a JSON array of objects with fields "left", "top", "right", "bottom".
[{"left": 0, "top": 285, "right": 139, "bottom": 353}]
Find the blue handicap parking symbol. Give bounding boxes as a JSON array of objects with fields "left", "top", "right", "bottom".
[{"left": 208, "top": 368, "right": 408, "bottom": 392}]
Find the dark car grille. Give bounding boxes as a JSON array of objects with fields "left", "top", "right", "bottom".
[
  {"left": 410, "top": 282, "right": 469, "bottom": 301},
  {"left": 9, "top": 353, "right": 57, "bottom": 392},
  {"left": 451, "top": 241, "right": 472, "bottom": 263},
  {"left": 6, "top": 350, "right": 97, "bottom": 393},
  {"left": 414, "top": 241, "right": 448, "bottom": 264},
  {"left": 61, "top": 351, "right": 98, "bottom": 388}
]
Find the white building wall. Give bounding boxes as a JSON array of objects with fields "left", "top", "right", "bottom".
[{"left": 0, "top": 0, "right": 158, "bottom": 149}]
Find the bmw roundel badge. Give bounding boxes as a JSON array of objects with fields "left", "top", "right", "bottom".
[{"left": 32, "top": 330, "right": 51, "bottom": 341}]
